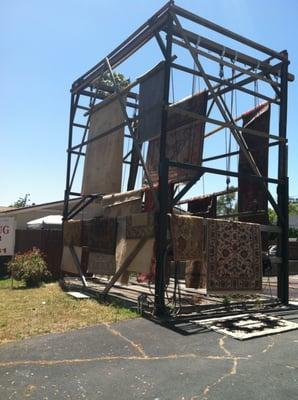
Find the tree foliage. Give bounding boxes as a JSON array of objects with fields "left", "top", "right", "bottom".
[
  {"left": 268, "top": 208, "right": 277, "bottom": 224},
  {"left": 100, "top": 71, "right": 129, "bottom": 88},
  {"left": 289, "top": 228, "right": 298, "bottom": 238},
  {"left": 217, "top": 187, "right": 237, "bottom": 215},
  {"left": 10, "top": 194, "right": 30, "bottom": 208},
  {"left": 268, "top": 202, "right": 298, "bottom": 225},
  {"left": 289, "top": 202, "right": 298, "bottom": 215},
  {"left": 93, "top": 71, "right": 130, "bottom": 97}
]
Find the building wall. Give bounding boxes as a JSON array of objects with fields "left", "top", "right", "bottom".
[{"left": 289, "top": 215, "right": 298, "bottom": 230}]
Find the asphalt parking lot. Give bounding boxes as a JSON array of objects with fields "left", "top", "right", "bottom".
[{"left": 0, "top": 307, "right": 297, "bottom": 400}]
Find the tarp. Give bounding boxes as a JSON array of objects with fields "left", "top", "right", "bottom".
[{"left": 27, "top": 215, "right": 62, "bottom": 230}]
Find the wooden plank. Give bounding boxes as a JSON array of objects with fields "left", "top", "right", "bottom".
[
  {"left": 102, "top": 236, "right": 149, "bottom": 296},
  {"left": 69, "top": 245, "right": 88, "bottom": 287}
]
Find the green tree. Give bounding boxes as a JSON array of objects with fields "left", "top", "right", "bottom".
[
  {"left": 10, "top": 194, "right": 31, "bottom": 208},
  {"left": 289, "top": 202, "right": 298, "bottom": 215},
  {"left": 217, "top": 187, "right": 237, "bottom": 215},
  {"left": 268, "top": 208, "right": 277, "bottom": 224},
  {"left": 268, "top": 202, "right": 298, "bottom": 225},
  {"left": 93, "top": 71, "right": 130, "bottom": 97}
]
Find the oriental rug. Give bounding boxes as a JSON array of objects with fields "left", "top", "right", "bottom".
[
  {"left": 195, "top": 313, "right": 298, "bottom": 340},
  {"left": 84, "top": 217, "right": 117, "bottom": 254},
  {"left": 206, "top": 219, "right": 262, "bottom": 292},
  {"left": 125, "top": 212, "right": 155, "bottom": 239},
  {"left": 169, "top": 214, "right": 205, "bottom": 261},
  {"left": 87, "top": 252, "right": 116, "bottom": 275}
]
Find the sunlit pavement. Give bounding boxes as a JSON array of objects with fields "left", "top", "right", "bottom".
[{"left": 0, "top": 305, "right": 297, "bottom": 400}]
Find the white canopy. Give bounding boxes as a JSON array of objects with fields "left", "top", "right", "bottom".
[{"left": 27, "top": 215, "right": 62, "bottom": 229}]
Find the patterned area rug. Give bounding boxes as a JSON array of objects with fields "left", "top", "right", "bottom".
[
  {"left": 195, "top": 313, "right": 298, "bottom": 340},
  {"left": 169, "top": 214, "right": 205, "bottom": 261},
  {"left": 206, "top": 219, "right": 262, "bottom": 292},
  {"left": 87, "top": 252, "right": 116, "bottom": 275},
  {"left": 125, "top": 213, "right": 155, "bottom": 239},
  {"left": 84, "top": 217, "right": 117, "bottom": 254}
]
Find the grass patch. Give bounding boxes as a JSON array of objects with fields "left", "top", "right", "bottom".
[{"left": 0, "top": 279, "right": 137, "bottom": 345}]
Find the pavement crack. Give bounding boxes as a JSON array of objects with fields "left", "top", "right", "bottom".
[
  {"left": 205, "top": 355, "right": 248, "bottom": 361},
  {"left": 103, "top": 323, "right": 147, "bottom": 358},
  {"left": 0, "top": 354, "right": 197, "bottom": 368},
  {"left": 262, "top": 336, "right": 275, "bottom": 353},
  {"left": 191, "top": 336, "right": 239, "bottom": 400},
  {"left": 218, "top": 336, "right": 232, "bottom": 358}
]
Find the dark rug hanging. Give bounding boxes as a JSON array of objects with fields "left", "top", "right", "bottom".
[
  {"left": 127, "top": 62, "right": 165, "bottom": 190},
  {"left": 138, "top": 62, "right": 165, "bottom": 143},
  {"left": 238, "top": 102, "right": 270, "bottom": 250},
  {"left": 146, "top": 90, "right": 208, "bottom": 184},
  {"left": 187, "top": 194, "right": 217, "bottom": 218}
]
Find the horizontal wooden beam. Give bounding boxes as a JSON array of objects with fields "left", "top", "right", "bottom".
[{"left": 172, "top": 4, "right": 287, "bottom": 62}]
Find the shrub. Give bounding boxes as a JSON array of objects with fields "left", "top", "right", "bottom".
[
  {"left": 289, "top": 228, "right": 298, "bottom": 239},
  {"left": 222, "top": 296, "right": 231, "bottom": 309},
  {"left": 8, "top": 248, "right": 51, "bottom": 288}
]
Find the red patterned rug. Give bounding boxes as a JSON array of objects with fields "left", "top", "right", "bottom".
[{"left": 206, "top": 219, "right": 262, "bottom": 292}]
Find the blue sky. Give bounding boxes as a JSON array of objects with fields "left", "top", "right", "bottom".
[{"left": 1, "top": 0, "right": 297, "bottom": 206}]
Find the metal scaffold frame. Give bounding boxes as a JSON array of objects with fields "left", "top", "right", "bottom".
[{"left": 63, "top": 1, "right": 293, "bottom": 316}]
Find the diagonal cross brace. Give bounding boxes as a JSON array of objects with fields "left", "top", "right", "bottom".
[
  {"left": 216, "top": 90, "right": 282, "bottom": 220},
  {"left": 171, "top": 13, "right": 283, "bottom": 223},
  {"left": 68, "top": 245, "right": 88, "bottom": 287},
  {"left": 105, "top": 57, "right": 159, "bottom": 210}
]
